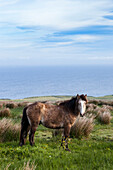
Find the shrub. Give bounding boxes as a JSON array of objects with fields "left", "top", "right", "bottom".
[
  {"left": 86, "top": 103, "right": 113, "bottom": 120},
  {"left": 86, "top": 104, "right": 99, "bottom": 118},
  {"left": 0, "top": 103, "right": 3, "bottom": 108},
  {"left": 102, "top": 105, "right": 113, "bottom": 111},
  {"left": 18, "top": 102, "right": 29, "bottom": 107},
  {"left": 0, "top": 108, "right": 11, "bottom": 117},
  {"left": 86, "top": 104, "right": 97, "bottom": 111},
  {"left": 6, "top": 102, "right": 17, "bottom": 109},
  {"left": 88, "top": 100, "right": 99, "bottom": 105},
  {"left": 98, "top": 111, "right": 112, "bottom": 124},
  {"left": 0, "top": 118, "right": 20, "bottom": 142},
  {"left": 70, "top": 117, "right": 94, "bottom": 138}
]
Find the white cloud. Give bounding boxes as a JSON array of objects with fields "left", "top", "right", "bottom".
[
  {"left": 0, "top": 0, "right": 113, "bottom": 66},
  {"left": 0, "top": 0, "right": 113, "bottom": 29},
  {"left": 0, "top": 0, "right": 18, "bottom": 5}
]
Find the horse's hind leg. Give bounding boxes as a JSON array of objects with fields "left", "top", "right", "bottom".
[
  {"left": 19, "top": 124, "right": 30, "bottom": 146},
  {"left": 29, "top": 126, "right": 37, "bottom": 146}
]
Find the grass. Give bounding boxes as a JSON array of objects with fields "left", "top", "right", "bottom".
[
  {"left": 0, "top": 96, "right": 113, "bottom": 169},
  {"left": 1, "top": 137, "right": 113, "bottom": 170},
  {"left": 0, "top": 108, "right": 11, "bottom": 117},
  {"left": 70, "top": 117, "right": 94, "bottom": 138},
  {"left": 98, "top": 111, "right": 112, "bottom": 124},
  {"left": 0, "top": 118, "right": 20, "bottom": 142}
]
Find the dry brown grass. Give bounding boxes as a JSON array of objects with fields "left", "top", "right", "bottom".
[
  {"left": 0, "top": 108, "right": 11, "bottom": 117},
  {"left": 98, "top": 111, "right": 112, "bottom": 124},
  {"left": 22, "top": 161, "right": 37, "bottom": 170},
  {"left": 4, "top": 161, "right": 37, "bottom": 170},
  {"left": 52, "top": 117, "right": 94, "bottom": 139},
  {"left": 0, "top": 103, "right": 3, "bottom": 108},
  {"left": 70, "top": 116, "right": 94, "bottom": 138},
  {"left": 0, "top": 118, "right": 20, "bottom": 142},
  {"left": 86, "top": 102, "right": 113, "bottom": 119},
  {"left": 89, "top": 99, "right": 113, "bottom": 106},
  {"left": 6, "top": 102, "right": 18, "bottom": 109},
  {"left": 17, "top": 102, "right": 29, "bottom": 107},
  {"left": 86, "top": 104, "right": 99, "bottom": 118}
]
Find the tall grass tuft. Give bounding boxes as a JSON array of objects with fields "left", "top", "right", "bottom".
[
  {"left": 98, "top": 111, "right": 112, "bottom": 124},
  {"left": 4, "top": 161, "right": 37, "bottom": 170},
  {"left": 6, "top": 102, "right": 17, "bottom": 109},
  {"left": 0, "top": 118, "right": 20, "bottom": 142},
  {"left": 0, "top": 108, "right": 11, "bottom": 117},
  {"left": 18, "top": 102, "right": 29, "bottom": 107},
  {"left": 70, "top": 117, "right": 94, "bottom": 138},
  {"left": 22, "top": 161, "right": 37, "bottom": 170},
  {"left": 0, "top": 103, "right": 3, "bottom": 108}
]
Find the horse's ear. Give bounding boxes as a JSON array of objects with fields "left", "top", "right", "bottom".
[
  {"left": 76, "top": 94, "right": 80, "bottom": 100},
  {"left": 85, "top": 94, "right": 88, "bottom": 103}
]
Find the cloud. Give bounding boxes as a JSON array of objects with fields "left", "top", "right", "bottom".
[
  {"left": 0, "top": 0, "right": 113, "bottom": 66},
  {"left": 0, "top": 0, "right": 19, "bottom": 7},
  {"left": 0, "top": 0, "right": 113, "bottom": 29}
]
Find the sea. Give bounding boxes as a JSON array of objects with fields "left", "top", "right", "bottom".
[{"left": 0, "top": 65, "right": 113, "bottom": 99}]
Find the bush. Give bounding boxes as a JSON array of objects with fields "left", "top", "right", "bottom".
[
  {"left": 0, "top": 108, "right": 11, "bottom": 117},
  {"left": 6, "top": 102, "right": 17, "bottom": 109},
  {"left": 0, "top": 118, "right": 20, "bottom": 142},
  {"left": 0, "top": 103, "right": 3, "bottom": 108},
  {"left": 86, "top": 103, "right": 113, "bottom": 120},
  {"left": 70, "top": 117, "right": 94, "bottom": 138},
  {"left": 88, "top": 100, "right": 99, "bottom": 105},
  {"left": 98, "top": 111, "right": 112, "bottom": 124},
  {"left": 18, "top": 102, "right": 29, "bottom": 107}
]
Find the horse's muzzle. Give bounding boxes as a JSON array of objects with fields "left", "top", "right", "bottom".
[{"left": 80, "top": 113, "right": 84, "bottom": 117}]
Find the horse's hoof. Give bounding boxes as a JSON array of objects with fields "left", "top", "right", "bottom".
[
  {"left": 30, "top": 143, "right": 35, "bottom": 146},
  {"left": 65, "top": 148, "right": 71, "bottom": 152},
  {"left": 19, "top": 143, "right": 23, "bottom": 147}
]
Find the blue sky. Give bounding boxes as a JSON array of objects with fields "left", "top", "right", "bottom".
[{"left": 0, "top": 0, "right": 113, "bottom": 66}]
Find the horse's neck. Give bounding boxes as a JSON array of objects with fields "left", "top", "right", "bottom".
[
  {"left": 63, "top": 101, "right": 79, "bottom": 116},
  {"left": 74, "top": 107, "right": 80, "bottom": 116}
]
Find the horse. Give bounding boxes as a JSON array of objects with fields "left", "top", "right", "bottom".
[{"left": 19, "top": 94, "right": 88, "bottom": 151}]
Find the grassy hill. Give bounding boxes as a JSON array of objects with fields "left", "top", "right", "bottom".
[{"left": 0, "top": 95, "right": 113, "bottom": 169}]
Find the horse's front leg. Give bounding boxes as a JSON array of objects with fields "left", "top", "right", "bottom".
[{"left": 62, "top": 125, "right": 71, "bottom": 152}]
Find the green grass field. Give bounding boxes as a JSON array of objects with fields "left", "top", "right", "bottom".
[{"left": 0, "top": 96, "right": 113, "bottom": 170}]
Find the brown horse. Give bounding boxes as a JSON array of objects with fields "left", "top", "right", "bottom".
[{"left": 19, "top": 94, "right": 88, "bottom": 151}]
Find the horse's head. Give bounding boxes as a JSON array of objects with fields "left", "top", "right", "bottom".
[{"left": 76, "top": 94, "right": 88, "bottom": 117}]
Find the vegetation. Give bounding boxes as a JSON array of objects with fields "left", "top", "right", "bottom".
[
  {"left": 70, "top": 117, "right": 94, "bottom": 138},
  {"left": 0, "top": 96, "right": 113, "bottom": 170},
  {"left": 0, "top": 108, "right": 11, "bottom": 117},
  {"left": 0, "top": 118, "right": 20, "bottom": 142}
]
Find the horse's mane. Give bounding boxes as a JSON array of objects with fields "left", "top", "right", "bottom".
[
  {"left": 59, "top": 97, "right": 77, "bottom": 112},
  {"left": 59, "top": 95, "right": 87, "bottom": 112}
]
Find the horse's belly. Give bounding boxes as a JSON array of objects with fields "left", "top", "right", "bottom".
[
  {"left": 40, "top": 117, "right": 64, "bottom": 129},
  {"left": 42, "top": 123, "right": 64, "bottom": 129}
]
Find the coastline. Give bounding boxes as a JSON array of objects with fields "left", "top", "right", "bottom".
[{"left": 0, "top": 95, "right": 113, "bottom": 103}]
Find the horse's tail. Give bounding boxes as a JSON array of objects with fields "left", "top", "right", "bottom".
[
  {"left": 20, "top": 107, "right": 30, "bottom": 146},
  {"left": 21, "top": 107, "right": 29, "bottom": 127}
]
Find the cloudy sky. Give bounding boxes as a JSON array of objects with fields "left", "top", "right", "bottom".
[{"left": 0, "top": 0, "right": 113, "bottom": 66}]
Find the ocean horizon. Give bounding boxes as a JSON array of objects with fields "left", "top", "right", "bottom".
[{"left": 0, "top": 65, "right": 113, "bottom": 99}]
